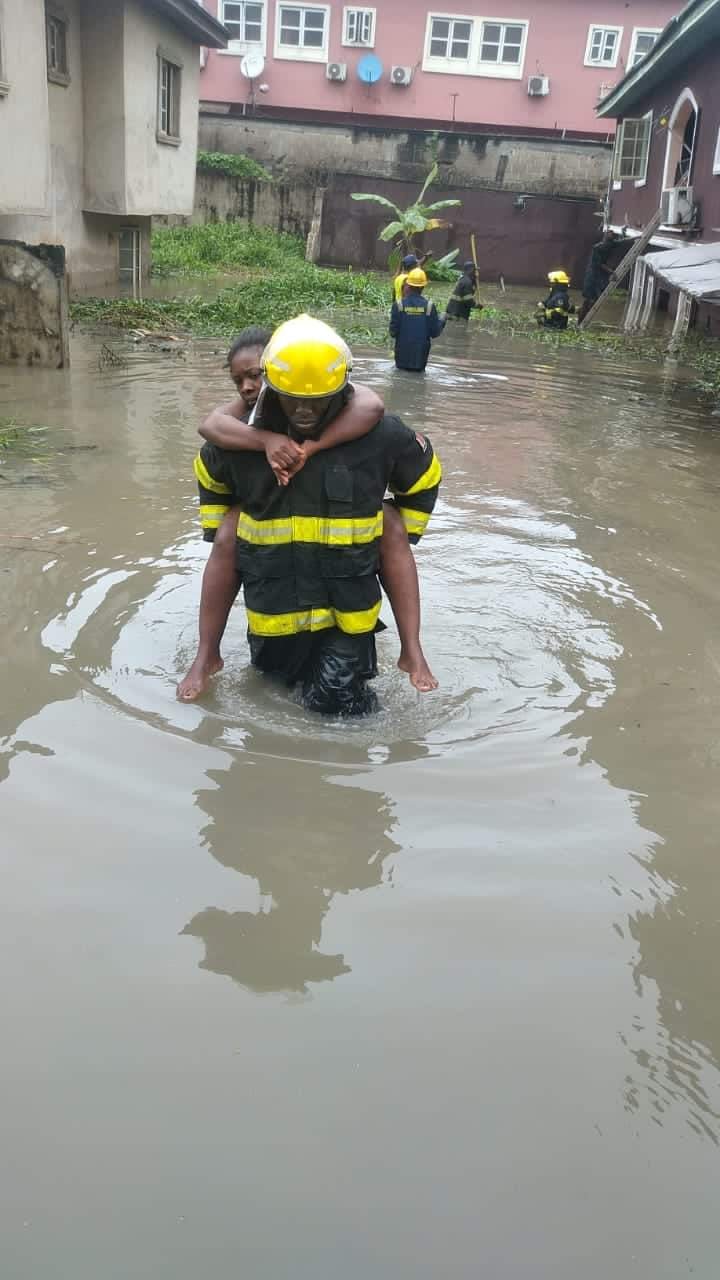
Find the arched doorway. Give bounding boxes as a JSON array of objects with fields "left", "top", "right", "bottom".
[{"left": 663, "top": 89, "right": 698, "bottom": 190}]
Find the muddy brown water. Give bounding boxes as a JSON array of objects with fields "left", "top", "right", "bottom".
[{"left": 1, "top": 325, "right": 720, "bottom": 1278}]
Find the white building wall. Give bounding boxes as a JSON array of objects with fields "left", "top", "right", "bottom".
[
  {"left": 0, "top": 0, "right": 50, "bottom": 215},
  {"left": 123, "top": 0, "right": 200, "bottom": 217}
]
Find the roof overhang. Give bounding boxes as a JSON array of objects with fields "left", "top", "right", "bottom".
[
  {"left": 142, "top": 0, "right": 228, "bottom": 49},
  {"left": 597, "top": 0, "right": 720, "bottom": 119},
  {"left": 643, "top": 241, "right": 720, "bottom": 301}
]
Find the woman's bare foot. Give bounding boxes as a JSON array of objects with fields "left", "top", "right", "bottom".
[
  {"left": 397, "top": 647, "right": 439, "bottom": 692},
  {"left": 177, "top": 652, "right": 224, "bottom": 702}
]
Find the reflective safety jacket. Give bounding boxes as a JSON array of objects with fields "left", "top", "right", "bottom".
[
  {"left": 446, "top": 273, "right": 477, "bottom": 321},
  {"left": 389, "top": 294, "right": 446, "bottom": 371},
  {"left": 539, "top": 285, "right": 575, "bottom": 329},
  {"left": 194, "top": 412, "right": 441, "bottom": 641}
]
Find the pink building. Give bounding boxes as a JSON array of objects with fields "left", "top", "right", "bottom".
[{"left": 199, "top": 0, "right": 679, "bottom": 139}]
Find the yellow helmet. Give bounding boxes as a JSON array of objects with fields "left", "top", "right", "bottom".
[
  {"left": 548, "top": 270, "right": 570, "bottom": 285},
  {"left": 262, "top": 314, "right": 351, "bottom": 399},
  {"left": 406, "top": 268, "right": 428, "bottom": 287}
]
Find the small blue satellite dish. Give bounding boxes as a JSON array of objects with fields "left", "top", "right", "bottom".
[{"left": 357, "top": 53, "right": 383, "bottom": 84}]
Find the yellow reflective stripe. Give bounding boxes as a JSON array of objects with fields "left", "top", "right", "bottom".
[
  {"left": 246, "top": 601, "right": 381, "bottom": 637},
  {"left": 194, "top": 453, "right": 232, "bottom": 495},
  {"left": 246, "top": 607, "right": 335, "bottom": 636},
  {"left": 397, "top": 507, "right": 430, "bottom": 537},
  {"left": 200, "top": 503, "right": 231, "bottom": 529},
  {"left": 392, "top": 453, "right": 443, "bottom": 497},
  {"left": 236, "top": 511, "right": 384, "bottom": 546},
  {"left": 334, "top": 601, "right": 382, "bottom": 634}
]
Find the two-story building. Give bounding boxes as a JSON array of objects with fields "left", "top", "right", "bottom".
[
  {"left": 0, "top": 0, "right": 228, "bottom": 289},
  {"left": 198, "top": 0, "right": 678, "bottom": 139},
  {"left": 598, "top": 0, "right": 720, "bottom": 337}
]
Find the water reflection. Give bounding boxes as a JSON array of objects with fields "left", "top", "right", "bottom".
[{"left": 183, "top": 757, "right": 399, "bottom": 994}]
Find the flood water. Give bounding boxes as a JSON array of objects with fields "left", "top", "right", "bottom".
[{"left": 2, "top": 326, "right": 720, "bottom": 1278}]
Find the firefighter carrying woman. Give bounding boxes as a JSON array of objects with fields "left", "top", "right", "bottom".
[{"left": 181, "top": 314, "right": 441, "bottom": 716}]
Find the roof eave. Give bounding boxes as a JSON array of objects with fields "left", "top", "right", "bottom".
[
  {"left": 597, "top": 0, "right": 720, "bottom": 119},
  {"left": 143, "top": 0, "right": 229, "bottom": 49}
]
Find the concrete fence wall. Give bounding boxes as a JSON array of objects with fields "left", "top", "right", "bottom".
[
  {"left": 165, "top": 166, "right": 600, "bottom": 286},
  {"left": 0, "top": 240, "right": 70, "bottom": 369},
  {"left": 199, "top": 114, "right": 612, "bottom": 198}
]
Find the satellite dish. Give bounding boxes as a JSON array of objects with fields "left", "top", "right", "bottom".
[
  {"left": 357, "top": 53, "right": 382, "bottom": 84},
  {"left": 240, "top": 50, "right": 265, "bottom": 79}
]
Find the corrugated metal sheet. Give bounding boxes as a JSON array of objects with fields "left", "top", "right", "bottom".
[{"left": 644, "top": 242, "right": 720, "bottom": 300}]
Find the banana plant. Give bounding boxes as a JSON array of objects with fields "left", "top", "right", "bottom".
[{"left": 351, "top": 163, "right": 462, "bottom": 259}]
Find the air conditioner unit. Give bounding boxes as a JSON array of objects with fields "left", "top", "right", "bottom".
[
  {"left": 391, "top": 65, "right": 413, "bottom": 86},
  {"left": 326, "top": 61, "right": 347, "bottom": 82},
  {"left": 598, "top": 82, "right": 615, "bottom": 103},
  {"left": 527, "top": 75, "right": 549, "bottom": 96},
  {"left": 663, "top": 185, "right": 694, "bottom": 225}
]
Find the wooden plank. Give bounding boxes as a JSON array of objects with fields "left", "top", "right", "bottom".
[{"left": 577, "top": 209, "right": 664, "bottom": 330}]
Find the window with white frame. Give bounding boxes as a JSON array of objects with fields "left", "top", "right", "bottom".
[
  {"left": 628, "top": 27, "right": 660, "bottom": 68},
  {"left": 220, "top": 1, "right": 265, "bottom": 49},
  {"left": 342, "top": 6, "right": 375, "bottom": 47},
  {"left": 613, "top": 112, "right": 652, "bottom": 182},
  {"left": 46, "top": 8, "right": 70, "bottom": 84},
  {"left": 0, "top": 14, "right": 7, "bottom": 94},
  {"left": 428, "top": 15, "right": 473, "bottom": 60},
  {"left": 275, "top": 4, "right": 329, "bottom": 60},
  {"left": 585, "top": 25, "right": 622, "bottom": 67},
  {"left": 423, "top": 13, "right": 528, "bottom": 78},
  {"left": 478, "top": 20, "right": 526, "bottom": 68},
  {"left": 157, "top": 53, "right": 181, "bottom": 142}
]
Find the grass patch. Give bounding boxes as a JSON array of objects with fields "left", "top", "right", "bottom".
[
  {"left": 150, "top": 223, "right": 305, "bottom": 276},
  {"left": 197, "top": 150, "right": 273, "bottom": 184}
]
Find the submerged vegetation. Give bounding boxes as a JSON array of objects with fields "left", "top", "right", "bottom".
[{"left": 69, "top": 223, "right": 720, "bottom": 397}]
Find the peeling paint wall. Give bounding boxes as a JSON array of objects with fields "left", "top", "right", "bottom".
[{"left": 0, "top": 241, "right": 69, "bottom": 369}]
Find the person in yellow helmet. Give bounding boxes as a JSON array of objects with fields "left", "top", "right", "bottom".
[
  {"left": 193, "top": 315, "right": 442, "bottom": 714},
  {"left": 390, "top": 268, "right": 446, "bottom": 372},
  {"left": 177, "top": 326, "right": 384, "bottom": 702},
  {"left": 536, "top": 270, "right": 575, "bottom": 330}
]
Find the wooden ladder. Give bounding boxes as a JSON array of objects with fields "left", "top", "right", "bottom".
[{"left": 577, "top": 209, "right": 664, "bottom": 330}]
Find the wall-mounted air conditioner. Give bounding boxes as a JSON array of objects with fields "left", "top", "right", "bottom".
[
  {"left": 391, "top": 65, "right": 413, "bottom": 86},
  {"left": 527, "top": 75, "right": 549, "bottom": 96},
  {"left": 662, "top": 186, "right": 694, "bottom": 225},
  {"left": 326, "top": 62, "right": 347, "bottom": 82}
]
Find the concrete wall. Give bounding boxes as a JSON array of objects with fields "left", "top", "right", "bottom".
[
  {"left": 322, "top": 174, "right": 599, "bottom": 284},
  {"left": 0, "top": 0, "right": 49, "bottom": 215},
  {"left": 176, "top": 171, "right": 317, "bottom": 236},
  {"left": 123, "top": 0, "right": 200, "bottom": 216},
  {"left": 200, "top": 0, "right": 679, "bottom": 138},
  {"left": 82, "top": 0, "right": 127, "bottom": 215},
  {"left": 0, "top": 240, "right": 69, "bottom": 368},
  {"left": 178, "top": 167, "right": 599, "bottom": 285},
  {"left": 199, "top": 114, "right": 612, "bottom": 198}
]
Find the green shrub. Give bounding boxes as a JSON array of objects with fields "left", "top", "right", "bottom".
[
  {"left": 197, "top": 150, "right": 273, "bottom": 183},
  {"left": 150, "top": 222, "right": 305, "bottom": 275}
]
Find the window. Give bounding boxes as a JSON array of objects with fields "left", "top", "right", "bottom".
[
  {"left": 479, "top": 20, "right": 525, "bottom": 66},
  {"left": 46, "top": 9, "right": 70, "bottom": 85},
  {"left": 423, "top": 13, "right": 528, "bottom": 78},
  {"left": 613, "top": 112, "right": 652, "bottom": 182},
  {"left": 428, "top": 15, "right": 473, "bottom": 60},
  {"left": 342, "top": 6, "right": 375, "bottom": 47},
  {"left": 275, "top": 4, "right": 329, "bottom": 61},
  {"left": 220, "top": 1, "right": 265, "bottom": 49},
  {"left": 714, "top": 127, "right": 720, "bottom": 177},
  {"left": 0, "top": 17, "right": 7, "bottom": 95},
  {"left": 585, "top": 25, "right": 622, "bottom": 68},
  {"left": 628, "top": 28, "right": 660, "bottom": 68},
  {"left": 157, "top": 54, "right": 181, "bottom": 143},
  {"left": 119, "top": 228, "right": 141, "bottom": 293}
]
